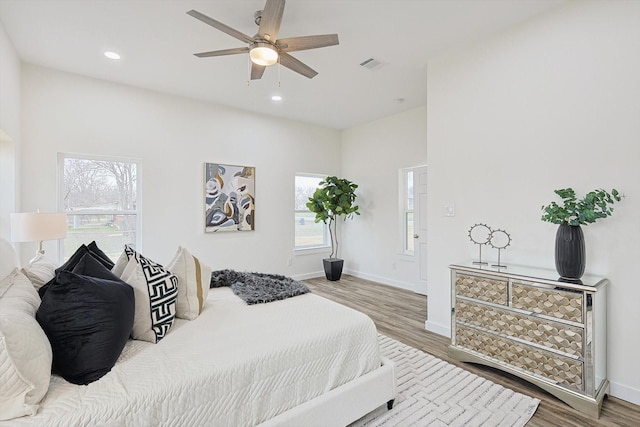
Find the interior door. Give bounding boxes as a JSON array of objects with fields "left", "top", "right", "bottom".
[{"left": 414, "top": 166, "right": 428, "bottom": 295}]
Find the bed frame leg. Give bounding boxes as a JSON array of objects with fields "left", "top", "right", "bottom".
[{"left": 387, "top": 399, "right": 395, "bottom": 410}]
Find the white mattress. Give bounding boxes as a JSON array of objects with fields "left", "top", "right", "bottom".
[{"left": 4, "top": 288, "right": 381, "bottom": 426}]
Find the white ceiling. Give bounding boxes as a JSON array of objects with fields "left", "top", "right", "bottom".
[{"left": 0, "top": 0, "right": 565, "bottom": 129}]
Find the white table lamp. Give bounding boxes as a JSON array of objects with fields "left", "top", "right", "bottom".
[{"left": 10, "top": 211, "right": 68, "bottom": 256}]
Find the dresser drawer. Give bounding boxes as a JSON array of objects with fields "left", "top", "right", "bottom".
[
  {"left": 512, "top": 282, "right": 583, "bottom": 323},
  {"left": 456, "top": 325, "right": 583, "bottom": 391},
  {"left": 455, "top": 273, "right": 508, "bottom": 305},
  {"left": 456, "top": 299, "right": 583, "bottom": 357}
]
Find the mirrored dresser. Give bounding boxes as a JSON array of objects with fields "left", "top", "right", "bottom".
[{"left": 448, "top": 262, "right": 608, "bottom": 418}]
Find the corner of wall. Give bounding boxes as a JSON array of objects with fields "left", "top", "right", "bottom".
[{"left": 425, "top": 320, "right": 451, "bottom": 338}]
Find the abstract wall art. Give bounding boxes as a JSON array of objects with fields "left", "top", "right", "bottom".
[{"left": 204, "top": 163, "right": 255, "bottom": 232}]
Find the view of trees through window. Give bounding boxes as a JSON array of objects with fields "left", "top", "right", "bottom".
[
  {"left": 61, "top": 155, "right": 139, "bottom": 260},
  {"left": 295, "top": 175, "right": 328, "bottom": 248}
]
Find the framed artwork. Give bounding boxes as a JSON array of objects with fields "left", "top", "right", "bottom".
[{"left": 204, "top": 163, "right": 255, "bottom": 232}]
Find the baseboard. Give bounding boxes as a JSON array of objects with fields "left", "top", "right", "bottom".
[
  {"left": 295, "top": 268, "right": 418, "bottom": 293},
  {"left": 291, "top": 271, "right": 325, "bottom": 281},
  {"left": 609, "top": 380, "right": 640, "bottom": 405},
  {"left": 425, "top": 320, "right": 451, "bottom": 338},
  {"left": 342, "top": 269, "right": 417, "bottom": 293}
]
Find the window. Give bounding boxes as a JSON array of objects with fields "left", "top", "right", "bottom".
[
  {"left": 59, "top": 154, "right": 140, "bottom": 261},
  {"left": 402, "top": 169, "right": 414, "bottom": 254},
  {"left": 294, "top": 174, "right": 328, "bottom": 249}
]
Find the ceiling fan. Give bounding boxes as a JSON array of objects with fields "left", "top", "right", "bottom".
[{"left": 187, "top": 0, "right": 339, "bottom": 80}]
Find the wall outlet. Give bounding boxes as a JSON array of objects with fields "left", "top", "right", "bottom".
[
  {"left": 443, "top": 204, "right": 455, "bottom": 217},
  {"left": 287, "top": 258, "right": 293, "bottom": 266}
]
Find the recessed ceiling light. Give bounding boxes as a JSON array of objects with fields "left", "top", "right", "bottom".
[
  {"left": 271, "top": 95, "right": 282, "bottom": 101},
  {"left": 104, "top": 51, "right": 121, "bottom": 60}
]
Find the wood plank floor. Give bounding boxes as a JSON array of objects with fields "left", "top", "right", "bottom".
[{"left": 304, "top": 275, "right": 640, "bottom": 427}]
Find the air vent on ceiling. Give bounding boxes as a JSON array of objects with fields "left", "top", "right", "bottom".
[{"left": 360, "top": 58, "right": 383, "bottom": 71}]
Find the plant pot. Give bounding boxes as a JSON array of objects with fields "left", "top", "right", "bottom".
[
  {"left": 323, "top": 258, "right": 344, "bottom": 281},
  {"left": 555, "top": 223, "right": 585, "bottom": 281}
]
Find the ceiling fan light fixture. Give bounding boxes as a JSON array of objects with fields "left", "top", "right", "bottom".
[{"left": 250, "top": 42, "right": 278, "bottom": 66}]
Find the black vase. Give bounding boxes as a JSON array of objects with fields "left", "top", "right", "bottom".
[
  {"left": 555, "top": 223, "right": 585, "bottom": 281},
  {"left": 323, "top": 258, "right": 344, "bottom": 281}
]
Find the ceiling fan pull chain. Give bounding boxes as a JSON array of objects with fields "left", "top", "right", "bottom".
[
  {"left": 278, "top": 59, "right": 281, "bottom": 87},
  {"left": 247, "top": 55, "right": 251, "bottom": 86}
]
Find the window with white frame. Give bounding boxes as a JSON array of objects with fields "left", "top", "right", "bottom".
[
  {"left": 59, "top": 153, "right": 140, "bottom": 261},
  {"left": 402, "top": 169, "right": 415, "bottom": 254},
  {"left": 294, "top": 174, "right": 329, "bottom": 249}
]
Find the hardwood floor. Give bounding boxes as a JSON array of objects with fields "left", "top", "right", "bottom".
[{"left": 304, "top": 275, "right": 640, "bottom": 427}]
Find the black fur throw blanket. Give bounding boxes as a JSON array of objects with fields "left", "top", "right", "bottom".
[{"left": 210, "top": 269, "right": 310, "bottom": 305}]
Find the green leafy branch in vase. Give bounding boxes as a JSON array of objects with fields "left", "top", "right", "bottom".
[{"left": 541, "top": 188, "right": 622, "bottom": 226}]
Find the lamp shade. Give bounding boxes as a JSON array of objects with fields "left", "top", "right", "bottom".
[{"left": 10, "top": 212, "right": 68, "bottom": 242}]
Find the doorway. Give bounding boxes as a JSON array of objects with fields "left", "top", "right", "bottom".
[{"left": 401, "top": 165, "right": 428, "bottom": 295}]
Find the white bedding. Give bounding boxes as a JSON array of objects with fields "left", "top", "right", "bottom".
[{"left": 4, "top": 287, "right": 381, "bottom": 426}]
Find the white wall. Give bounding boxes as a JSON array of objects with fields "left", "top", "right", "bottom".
[
  {"left": 341, "top": 106, "right": 427, "bottom": 292},
  {"left": 20, "top": 65, "right": 341, "bottom": 275},
  {"left": 0, "top": 21, "right": 21, "bottom": 240},
  {"left": 426, "top": 0, "right": 640, "bottom": 403}
]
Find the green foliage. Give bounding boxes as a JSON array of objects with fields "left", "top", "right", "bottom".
[
  {"left": 306, "top": 176, "right": 360, "bottom": 258},
  {"left": 306, "top": 176, "right": 360, "bottom": 223},
  {"left": 541, "top": 188, "right": 622, "bottom": 226}
]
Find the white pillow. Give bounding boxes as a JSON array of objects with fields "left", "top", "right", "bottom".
[
  {"left": 0, "top": 265, "right": 52, "bottom": 421},
  {"left": 0, "top": 312, "right": 53, "bottom": 421},
  {"left": 111, "top": 249, "right": 129, "bottom": 278},
  {"left": 117, "top": 246, "right": 178, "bottom": 343},
  {"left": 167, "top": 246, "right": 212, "bottom": 320},
  {"left": 0, "top": 238, "right": 19, "bottom": 282},
  {"left": 21, "top": 253, "right": 58, "bottom": 289},
  {"left": 0, "top": 269, "right": 41, "bottom": 317}
]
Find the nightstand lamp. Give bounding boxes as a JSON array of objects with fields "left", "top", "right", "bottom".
[{"left": 10, "top": 211, "right": 67, "bottom": 261}]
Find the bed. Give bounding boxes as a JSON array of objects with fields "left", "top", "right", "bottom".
[{"left": 0, "top": 239, "right": 396, "bottom": 426}]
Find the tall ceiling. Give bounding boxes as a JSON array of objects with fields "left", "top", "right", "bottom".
[{"left": 0, "top": 0, "right": 565, "bottom": 129}]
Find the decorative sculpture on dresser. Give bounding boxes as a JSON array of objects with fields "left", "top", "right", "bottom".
[
  {"left": 489, "top": 229, "right": 511, "bottom": 269},
  {"left": 468, "top": 223, "right": 492, "bottom": 265}
]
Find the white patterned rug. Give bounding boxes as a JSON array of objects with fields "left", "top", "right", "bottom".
[{"left": 351, "top": 335, "right": 540, "bottom": 427}]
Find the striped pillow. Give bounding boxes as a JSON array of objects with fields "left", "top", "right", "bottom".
[{"left": 167, "top": 246, "right": 211, "bottom": 320}]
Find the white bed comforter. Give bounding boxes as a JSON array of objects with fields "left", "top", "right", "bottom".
[{"left": 6, "top": 288, "right": 381, "bottom": 427}]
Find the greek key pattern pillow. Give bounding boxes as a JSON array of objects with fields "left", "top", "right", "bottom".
[{"left": 119, "top": 246, "right": 178, "bottom": 343}]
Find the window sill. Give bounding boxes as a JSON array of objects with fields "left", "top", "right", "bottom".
[{"left": 294, "top": 246, "right": 331, "bottom": 256}]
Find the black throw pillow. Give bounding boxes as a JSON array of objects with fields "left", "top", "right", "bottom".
[
  {"left": 36, "top": 258, "right": 135, "bottom": 385},
  {"left": 40, "top": 243, "right": 116, "bottom": 298},
  {"left": 87, "top": 241, "right": 115, "bottom": 270},
  {"left": 72, "top": 252, "right": 117, "bottom": 280},
  {"left": 54, "top": 244, "right": 89, "bottom": 273},
  {"left": 56, "top": 243, "right": 114, "bottom": 274}
]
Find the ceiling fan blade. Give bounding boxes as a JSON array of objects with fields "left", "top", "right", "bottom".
[
  {"left": 279, "top": 53, "right": 318, "bottom": 79},
  {"left": 194, "top": 47, "right": 250, "bottom": 58},
  {"left": 258, "top": 0, "right": 285, "bottom": 42},
  {"left": 276, "top": 34, "right": 339, "bottom": 52},
  {"left": 187, "top": 10, "right": 253, "bottom": 44},
  {"left": 251, "top": 63, "right": 266, "bottom": 80}
]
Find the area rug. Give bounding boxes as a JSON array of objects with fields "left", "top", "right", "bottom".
[{"left": 351, "top": 335, "right": 540, "bottom": 427}]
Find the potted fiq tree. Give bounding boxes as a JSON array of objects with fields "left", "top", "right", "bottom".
[{"left": 306, "top": 176, "right": 360, "bottom": 281}]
